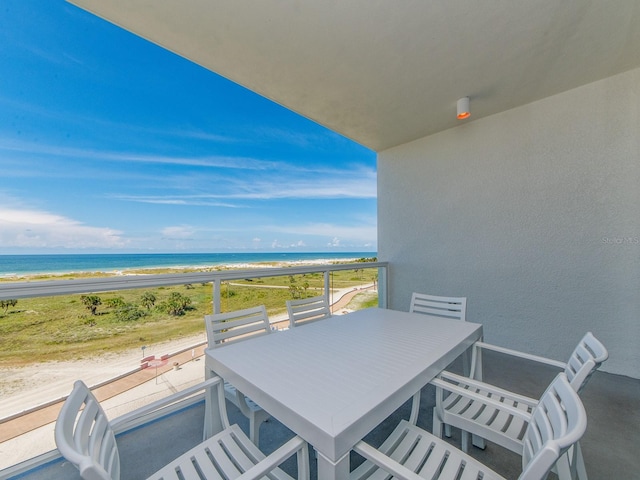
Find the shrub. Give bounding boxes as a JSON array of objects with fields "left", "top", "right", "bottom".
[
  {"left": 0, "top": 299, "right": 18, "bottom": 314},
  {"left": 140, "top": 291, "right": 157, "bottom": 310},
  {"left": 114, "top": 303, "right": 146, "bottom": 322},
  {"left": 105, "top": 297, "right": 126, "bottom": 309},
  {"left": 158, "top": 292, "right": 192, "bottom": 316},
  {"left": 80, "top": 295, "right": 101, "bottom": 315}
]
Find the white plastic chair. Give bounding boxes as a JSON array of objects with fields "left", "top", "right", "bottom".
[
  {"left": 55, "top": 377, "right": 309, "bottom": 480},
  {"left": 351, "top": 373, "right": 587, "bottom": 480},
  {"left": 204, "top": 305, "right": 272, "bottom": 445},
  {"left": 432, "top": 332, "right": 607, "bottom": 480},
  {"left": 467, "top": 331, "right": 609, "bottom": 394},
  {"left": 286, "top": 295, "right": 331, "bottom": 328},
  {"left": 407, "top": 292, "right": 468, "bottom": 424},
  {"left": 409, "top": 292, "right": 467, "bottom": 321}
]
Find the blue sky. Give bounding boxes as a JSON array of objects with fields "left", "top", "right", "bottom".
[{"left": 0, "top": 1, "right": 377, "bottom": 254}]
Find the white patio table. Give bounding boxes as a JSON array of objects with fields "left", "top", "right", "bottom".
[{"left": 205, "top": 307, "right": 482, "bottom": 480}]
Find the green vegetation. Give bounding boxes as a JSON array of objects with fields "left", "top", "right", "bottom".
[
  {"left": 80, "top": 295, "right": 102, "bottom": 315},
  {"left": 1, "top": 299, "right": 18, "bottom": 314},
  {"left": 344, "top": 291, "right": 379, "bottom": 310},
  {"left": 0, "top": 264, "right": 379, "bottom": 367},
  {"left": 158, "top": 291, "right": 193, "bottom": 316}
]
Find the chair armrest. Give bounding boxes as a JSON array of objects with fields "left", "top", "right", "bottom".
[
  {"left": 430, "top": 377, "right": 535, "bottom": 421},
  {"left": 437, "top": 370, "right": 539, "bottom": 407},
  {"left": 111, "top": 376, "right": 222, "bottom": 431},
  {"left": 236, "top": 436, "right": 309, "bottom": 480},
  {"left": 473, "top": 341, "right": 567, "bottom": 369},
  {"left": 353, "top": 440, "right": 425, "bottom": 480}
]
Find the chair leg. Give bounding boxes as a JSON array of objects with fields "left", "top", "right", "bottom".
[
  {"left": 575, "top": 443, "right": 588, "bottom": 480},
  {"left": 249, "top": 409, "right": 271, "bottom": 446},
  {"left": 432, "top": 409, "right": 444, "bottom": 438},
  {"left": 555, "top": 443, "right": 588, "bottom": 480},
  {"left": 203, "top": 369, "right": 222, "bottom": 440},
  {"left": 461, "top": 430, "right": 471, "bottom": 453},
  {"left": 409, "top": 391, "right": 421, "bottom": 425},
  {"left": 249, "top": 415, "right": 260, "bottom": 446},
  {"left": 461, "top": 350, "right": 471, "bottom": 377},
  {"left": 471, "top": 434, "right": 486, "bottom": 450},
  {"left": 433, "top": 384, "right": 449, "bottom": 438}
]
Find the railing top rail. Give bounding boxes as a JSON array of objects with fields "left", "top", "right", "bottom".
[{"left": 0, "top": 261, "right": 387, "bottom": 300}]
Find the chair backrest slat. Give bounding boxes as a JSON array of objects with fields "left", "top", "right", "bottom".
[
  {"left": 205, "top": 305, "right": 271, "bottom": 348},
  {"left": 56, "top": 378, "right": 230, "bottom": 480},
  {"left": 520, "top": 373, "right": 587, "bottom": 480},
  {"left": 564, "top": 332, "right": 608, "bottom": 393},
  {"left": 55, "top": 381, "right": 120, "bottom": 480},
  {"left": 287, "top": 296, "right": 331, "bottom": 328},
  {"left": 409, "top": 293, "right": 467, "bottom": 321}
]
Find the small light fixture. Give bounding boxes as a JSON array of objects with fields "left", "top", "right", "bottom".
[{"left": 457, "top": 96, "right": 470, "bottom": 119}]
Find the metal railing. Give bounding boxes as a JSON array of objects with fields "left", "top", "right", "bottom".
[
  {"left": 0, "top": 261, "right": 388, "bottom": 310},
  {"left": 0, "top": 261, "right": 388, "bottom": 477}
]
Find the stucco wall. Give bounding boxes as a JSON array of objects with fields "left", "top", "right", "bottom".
[{"left": 378, "top": 67, "right": 639, "bottom": 378}]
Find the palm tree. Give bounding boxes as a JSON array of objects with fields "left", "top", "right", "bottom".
[{"left": 80, "top": 295, "right": 101, "bottom": 315}]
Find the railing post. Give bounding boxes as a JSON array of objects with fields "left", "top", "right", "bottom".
[
  {"left": 323, "top": 271, "right": 330, "bottom": 305},
  {"left": 377, "top": 265, "right": 388, "bottom": 309},
  {"left": 212, "top": 278, "right": 221, "bottom": 314}
]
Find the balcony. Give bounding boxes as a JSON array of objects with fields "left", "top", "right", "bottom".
[{"left": 1, "top": 262, "right": 638, "bottom": 479}]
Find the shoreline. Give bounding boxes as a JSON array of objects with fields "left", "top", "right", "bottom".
[{"left": 0, "top": 256, "right": 373, "bottom": 281}]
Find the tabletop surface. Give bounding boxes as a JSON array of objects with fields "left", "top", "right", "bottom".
[{"left": 205, "top": 307, "right": 482, "bottom": 460}]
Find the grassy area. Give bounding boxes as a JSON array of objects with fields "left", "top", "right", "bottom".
[
  {"left": 344, "top": 291, "right": 379, "bottom": 310},
  {"left": 0, "top": 266, "right": 379, "bottom": 367}
]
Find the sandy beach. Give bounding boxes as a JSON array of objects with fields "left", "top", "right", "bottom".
[
  {"left": 0, "top": 340, "right": 209, "bottom": 470},
  {"left": 0, "top": 255, "right": 373, "bottom": 281},
  {"left": 0, "top": 332, "right": 208, "bottom": 420}
]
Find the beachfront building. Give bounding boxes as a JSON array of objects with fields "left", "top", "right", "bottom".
[{"left": 65, "top": 0, "right": 640, "bottom": 379}]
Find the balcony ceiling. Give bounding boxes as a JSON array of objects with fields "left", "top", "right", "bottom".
[{"left": 68, "top": 0, "right": 640, "bottom": 151}]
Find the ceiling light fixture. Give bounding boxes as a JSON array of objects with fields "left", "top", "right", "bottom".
[{"left": 457, "top": 97, "right": 470, "bottom": 120}]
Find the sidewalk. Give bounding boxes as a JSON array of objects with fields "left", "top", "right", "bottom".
[
  {"left": 0, "top": 346, "right": 209, "bottom": 470},
  {"left": 0, "top": 343, "right": 207, "bottom": 444}
]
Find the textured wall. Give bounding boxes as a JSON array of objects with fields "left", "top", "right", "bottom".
[{"left": 378, "top": 67, "right": 639, "bottom": 378}]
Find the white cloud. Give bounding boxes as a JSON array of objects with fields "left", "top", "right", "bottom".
[
  {"left": 0, "top": 207, "right": 125, "bottom": 249},
  {"left": 111, "top": 194, "right": 243, "bottom": 208},
  {"left": 161, "top": 225, "right": 196, "bottom": 239},
  {"left": 268, "top": 222, "right": 377, "bottom": 243},
  {"left": 1, "top": 137, "right": 376, "bottom": 199},
  {"left": 237, "top": 176, "right": 375, "bottom": 199},
  {"left": 111, "top": 170, "right": 376, "bottom": 205},
  {"left": 0, "top": 138, "right": 281, "bottom": 171}
]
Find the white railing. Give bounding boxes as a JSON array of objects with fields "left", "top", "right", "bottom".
[
  {"left": 0, "top": 261, "right": 387, "bottom": 478},
  {"left": 0, "top": 261, "right": 388, "bottom": 310}
]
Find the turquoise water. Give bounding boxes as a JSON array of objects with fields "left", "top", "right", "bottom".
[{"left": 0, "top": 252, "right": 376, "bottom": 275}]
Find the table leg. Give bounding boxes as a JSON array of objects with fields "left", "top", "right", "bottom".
[
  {"left": 316, "top": 451, "right": 349, "bottom": 480},
  {"left": 470, "top": 342, "right": 486, "bottom": 449},
  {"left": 203, "top": 364, "right": 216, "bottom": 440}
]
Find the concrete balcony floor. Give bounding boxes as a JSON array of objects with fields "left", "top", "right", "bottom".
[{"left": 9, "top": 349, "right": 639, "bottom": 480}]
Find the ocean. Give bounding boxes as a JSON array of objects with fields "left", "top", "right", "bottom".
[{"left": 0, "top": 252, "right": 376, "bottom": 276}]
